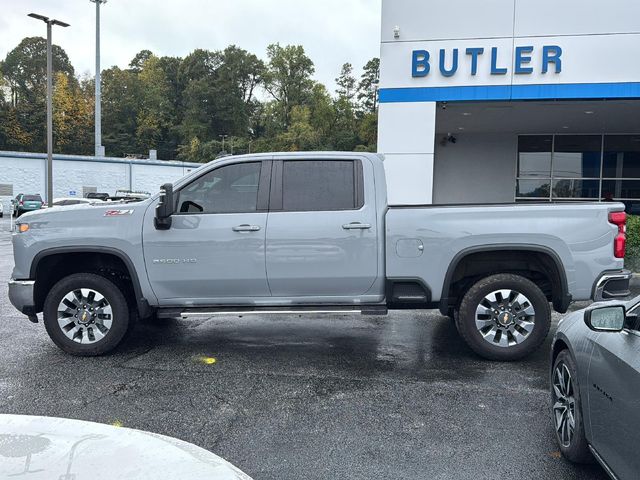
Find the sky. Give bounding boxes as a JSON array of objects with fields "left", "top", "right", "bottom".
[{"left": 0, "top": 0, "right": 382, "bottom": 93}]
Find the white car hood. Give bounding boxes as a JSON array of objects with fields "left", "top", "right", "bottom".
[{"left": 0, "top": 415, "right": 252, "bottom": 480}]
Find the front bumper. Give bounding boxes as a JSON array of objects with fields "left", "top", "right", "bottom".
[
  {"left": 8, "top": 279, "right": 36, "bottom": 318},
  {"left": 592, "top": 269, "right": 632, "bottom": 301}
]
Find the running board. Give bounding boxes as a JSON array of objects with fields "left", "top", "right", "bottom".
[{"left": 157, "top": 305, "right": 388, "bottom": 319}]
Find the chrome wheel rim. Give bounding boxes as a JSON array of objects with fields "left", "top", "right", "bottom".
[
  {"left": 57, "top": 288, "right": 113, "bottom": 344},
  {"left": 552, "top": 362, "right": 576, "bottom": 448},
  {"left": 475, "top": 289, "right": 535, "bottom": 347}
]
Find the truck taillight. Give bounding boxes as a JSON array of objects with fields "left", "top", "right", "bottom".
[{"left": 609, "top": 211, "right": 626, "bottom": 258}]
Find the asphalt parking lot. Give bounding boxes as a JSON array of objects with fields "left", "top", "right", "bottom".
[{"left": 0, "top": 215, "right": 615, "bottom": 479}]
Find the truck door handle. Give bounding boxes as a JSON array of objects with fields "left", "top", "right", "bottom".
[
  {"left": 232, "top": 224, "right": 261, "bottom": 232},
  {"left": 342, "top": 222, "right": 371, "bottom": 230}
]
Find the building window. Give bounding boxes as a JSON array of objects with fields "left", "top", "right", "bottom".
[
  {"left": 516, "top": 134, "right": 640, "bottom": 209},
  {"left": 516, "top": 136, "right": 552, "bottom": 200}
]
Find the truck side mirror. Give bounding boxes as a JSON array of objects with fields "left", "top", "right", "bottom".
[{"left": 154, "top": 183, "right": 175, "bottom": 230}]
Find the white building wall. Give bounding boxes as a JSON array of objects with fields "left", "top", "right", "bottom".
[
  {"left": 0, "top": 151, "right": 200, "bottom": 213},
  {"left": 378, "top": 102, "right": 436, "bottom": 204},
  {"left": 53, "top": 160, "right": 130, "bottom": 198},
  {"left": 433, "top": 133, "right": 517, "bottom": 204}
]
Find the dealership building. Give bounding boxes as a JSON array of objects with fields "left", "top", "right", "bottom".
[{"left": 377, "top": 0, "right": 640, "bottom": 210}]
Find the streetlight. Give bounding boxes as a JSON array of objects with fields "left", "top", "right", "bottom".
[
  {"left": 219, "top": 135, "right": 228, "bottom": 153},
  {"left": 28, "top": 13, "right": 70, "bottom": 207},
  {"left": 90, "top": 0, "right": 107, "bottom": 157}
]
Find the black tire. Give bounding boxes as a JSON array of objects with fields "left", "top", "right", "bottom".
[
  {"left": 455, "top": 273, "right": 551, "bottom": 361},
  {"left": 43, "top": 273, "right": 130, "bottom": 356},
  {"left": 552, "top": 350, "right": 593, "bottom": 463}
]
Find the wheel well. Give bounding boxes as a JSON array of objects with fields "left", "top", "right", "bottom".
[
  {"left": 33, "top": 252, "right": 137, "bottom": 313},
  {"left": 442, "top": 250, "right": 567, "bottom": 313},
  {"left": 552, "top": 339, "right": 569, "bottom": 365}
]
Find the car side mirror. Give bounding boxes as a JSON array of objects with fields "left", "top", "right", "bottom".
[
  {"left": 584, "top": 305, "right": 626, "bottom": 332},
  {"left": 154, "top": 183, "right": 175, "bottom": 230}
]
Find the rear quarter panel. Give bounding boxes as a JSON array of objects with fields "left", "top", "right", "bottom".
[{"left": 386, "top": 203, "right": 625, "bottom": 302}]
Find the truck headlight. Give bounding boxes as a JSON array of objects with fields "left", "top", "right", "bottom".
[{"left": 17, "top": 223, "right": 29, "bottom": 233}]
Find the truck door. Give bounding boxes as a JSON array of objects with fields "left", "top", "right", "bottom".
[
  {"left": 587, "top": 327, "right": 640, "bottom": 478},
  {"left": 265, "top": 157, "right": 378, "bottom": 298},
  {"left": 142, "top": 160, "right": 272, "bottom": 304}
]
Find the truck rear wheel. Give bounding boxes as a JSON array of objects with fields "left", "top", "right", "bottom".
[
  {"left": 455, "top": 274, "right": 551, "bottom": 361},
  {"left": 43, "top": 273, "right": 130, "bottom": 356}
]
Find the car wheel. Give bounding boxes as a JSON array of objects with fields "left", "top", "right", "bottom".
[
  {"left": 552, "top": 350, "right": 592, "bottom": 463},
  {"left": 455, "top": 273, "right": 551, "bottom": 361},
  {"left": 43, "top": 273, "right": 130, "bottom": 356}
]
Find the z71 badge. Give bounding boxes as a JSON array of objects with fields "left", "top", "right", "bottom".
[{"left": 104, "top": 209, "right": 134, "bottom": 217}]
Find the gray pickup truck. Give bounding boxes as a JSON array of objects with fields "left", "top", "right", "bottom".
[{"left": 8, "top": 152, "right": 632, "bottom": 360}]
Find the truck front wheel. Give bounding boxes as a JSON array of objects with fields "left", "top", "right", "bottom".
[
  {"left": 43, "top": 273, "right": 131, "bottom": 356},
  {"left": 455, "top": 274, "right": 551, "bottom": 361}
]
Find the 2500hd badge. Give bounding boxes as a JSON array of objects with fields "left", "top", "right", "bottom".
[{"left": 152, "top": 258, "right": 197, "bottom": 265}]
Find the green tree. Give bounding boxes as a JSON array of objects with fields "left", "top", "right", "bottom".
[
  {"left": 336, "top": 63, "right": 356, "bottom": 103},
  {"left": 129, "top": 49, "right": 153, "bottom": 73},
  {"left": 263, "top": 44, "right": 315, "bottom": 128},
  {"left": 101, "top": 66, "right": 141, "bottom": 157},
  {"left": 357, "top": 57, "right": 380, "bottom": 115},
  {"left": 276, "top": 106, "right": 319, "bottom": 151},
  {"left": 179, "top": 48, "right": 246, "bottom": 148},
  {"left": 52, "top": 71, "right": 93, "bottom": 154},
  {"left": 136, "top": 55, "right": 174, "bottom": 155},
  {"left": 0, "top": 36, "right": 75, "bottom": 152}
]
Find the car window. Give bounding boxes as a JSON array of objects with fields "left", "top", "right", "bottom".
[
  {"left": 178, "top": 162, "right": 261, "bottom": 214},
  {"left": 281, "top": 160, "right": 362, "bottom": 211},
  {"left": 24, "top": 195, "right": 42, "bottom": 202}
]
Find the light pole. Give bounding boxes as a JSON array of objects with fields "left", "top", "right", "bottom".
[
  {"left": 28, "top": 13, "right": 69, "bottom": 207},
  {"left": 219, "top": 135, "right": 228, "bottom": 153},
  {"left": 90, "top": 0, "right": 107, "bottom": 157}
]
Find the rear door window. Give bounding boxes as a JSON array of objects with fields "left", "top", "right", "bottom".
[{"left": 280, "top": 160, "right": 363, "bottom": 212}]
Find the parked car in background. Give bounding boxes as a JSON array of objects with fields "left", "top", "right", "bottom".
[
  {"left": 12, "top": 194, "right": 43, "bottom": 217},
  {"left": 111, "top": 189, "right": 151, "bottom": 202},
  {"left": 51, "top": 197, "right": 104, "bottom": 207},
  {"left": 551, "top": 298, "right": 640, "bottom": 479},
  {"left": 8, "top": 152, "right": 632, "bottom": 360},
  {"left": 85, "top": 192, "right": 110, "bottom": 201}
]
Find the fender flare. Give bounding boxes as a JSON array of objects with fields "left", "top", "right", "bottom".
[
  {"left": 31, "top": 246, "right": 151, "bottom": 317},
  {"left": 438, "top": 244, "right": 571, "bottom": 315}
]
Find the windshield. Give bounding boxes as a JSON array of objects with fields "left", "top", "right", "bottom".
[{"left": 24, "top": 195, "right": 42, "bottom": 202}]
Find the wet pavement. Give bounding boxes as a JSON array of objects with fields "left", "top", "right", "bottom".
[{"left": 0, "top": 216, "right": 615, "bottom": 479}]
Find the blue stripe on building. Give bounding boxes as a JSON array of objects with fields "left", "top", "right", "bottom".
[{"left": 378, "top": 82, "right": 640, "bottom": 103}]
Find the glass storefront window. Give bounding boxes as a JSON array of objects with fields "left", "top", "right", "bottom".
[
  {"left": 601, "top": 179, "right": 640, "bottom": 200},
  {"left": 517, "top": 136, "right": 552, "bottom": 177},
  {"left": 552, "top": 135, "right": 602, "bottom": 178},
  {"left": 552, "top": 179, "right": 599, "bottom": 199},
  {"left": 516, "top": 134, "right": 640, "bottom": 208},
  {"left": 516, "top": 179, "right": 550, "bottom": 198},
  {"left": 603, "top": 135, "right": 640, "bottom": 178}
]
